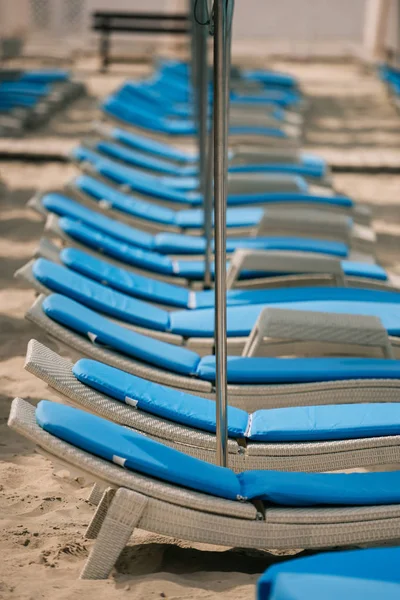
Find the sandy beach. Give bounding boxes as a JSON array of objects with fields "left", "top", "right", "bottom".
[{"left": 1, "top": 60, "right": 400, "bottom": 598}]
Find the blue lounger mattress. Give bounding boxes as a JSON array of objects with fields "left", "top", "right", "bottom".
[
  {"left": 36, "top": 400, "right": 400, "bottom": 505},
  {"left": 41, "top": 293, "right": 400, "bottom": 383},
  {"left": 32, "top": 259, "right": 400, "bottom": 337},
  {"left": 36, "top": 253, "right": 398, "bottom": 311},
  {"left": 42, "top": 193, "right": 351, "bottom": 257},
  {"left": 88, "top": 139, "right": 327, "bottom": 180},
  {"left": 103, "top": 127, "right": 327, "bottom": 180},
  {"left": 73, "top": 173, "right": 334, "bottom": 229},
  {"left": 72, "top": 146, "right": 349, "bottom": 208},
  {"left": 73, "top": 356, "right": 400, "bottom": 442},
  {"left": 257, "top": 547, "right": 400, "bottom": 600}
]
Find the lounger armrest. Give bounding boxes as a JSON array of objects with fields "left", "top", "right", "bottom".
[
  {"left": 256, "top": 208, "right": 351, "bottom": 239},
  {"left": 242, "top": 307, "right": 394, "bottom": 358},
  {"left": 226, "top": 249, "right": 346, "bottom": 288}
]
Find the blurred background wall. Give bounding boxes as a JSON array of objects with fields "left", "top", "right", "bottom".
[{"left": 0, "top": 0, "right": 399, "bottom": 60}]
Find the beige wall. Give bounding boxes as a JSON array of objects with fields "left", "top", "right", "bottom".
[{"left": 0, "top": 0, "right": 30, "bottom": 37}]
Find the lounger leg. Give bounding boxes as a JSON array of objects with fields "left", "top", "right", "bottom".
[
  {"left": 85, "top": 487, "right": 116, "bottom": 539},
  {"left": 81, "top": 488, "right": 148, "bottom": 580},
  {"left": 87, "top": 483, "right": 107, "bottom": 506}
]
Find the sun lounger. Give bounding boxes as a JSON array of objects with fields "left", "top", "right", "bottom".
[
  {"left": 24, "top": 339, "right": 400, "bottom": 473},
  {"left": 94, "top": 123, "right": 330, "bottom": 184},
  {"left": 35, "top": 193, "right": 373, "bottom": 261},
  {"left": 24, "top": 293, "right": 400, "bottom": 406},
  {"left": 9, "top": 398, "right": 400, "bottom": 579},
  {"left": 31, "top": 177, "right": 374, "bottom": 250},
  {"left": 18, "top": 257, "right": 400, "bottom": 357},
  {"left": 34, "top": 235, "right": 396, "bottom": 295},
  {"left": 257, "top": 547, "right": 400, "bottom": 600},
  {"left": 71, "top": 146, "right": 356, "bottom": 212}
]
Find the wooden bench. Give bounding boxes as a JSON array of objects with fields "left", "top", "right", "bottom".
[{"left": 92, "top": 11, "right": 190, "bottom": 72}]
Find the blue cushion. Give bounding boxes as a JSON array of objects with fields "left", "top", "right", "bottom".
[
  {"left": 73, "top": 357, "right": 400, "bottom": 442},
  {"left": 78, "top": 150, "right": 199, "bottom": 206},
  {"left": 227, "top": 162, "right": 326, "bottom": 179},
  {"left": 249, "top": 403, "right": 400, "bottom": 442},
  {"left": 36, "top": 400, "right": 240, "bottom": 500},
  {"left": 224, "top": 191, "right": 353, "bottom": 208},
  {"left": 21, "top": 70, "right": 69, "bottom": 83},
  {"left": 94, "top": 140, "right": 197, "bottom": 176},
  {"left": 238, "top": 468, "right": 400, "bottom": 505},
  {"left": 155, "top": 233, "right": 349, "bottom": 258},
  {"left": 58, "top": 219, "right": 175, "bottom": 275},
  {"left": 73, "top": 175, "right": 177, "bottom": 226},
  {"left": 197, "top": 356, "right": 400, "bottom": 384},
  {"left": 170, "top": 299, "right": 400, "bottom": 337},
  {"left": 36, "top": 400, "right": 400, "bottom": 506},
  {"left": 341, "top": 261, "right": 388, "bottom": 281},
  {"left": 42, "top": 294, "right": 200, "bottom": 375},
  {"left": 258, "top": 548, "right": 400, "bottom": 600},
  {"left": 195, "top": 286, "right": 400, "bottom": 310},
  {"left": 110, "top": 127, "right": 198, "bottom": 164},
  {"left": 176, "top": 206, "right": 263, "bottom": 229},
  {"left": 42, "top": 193, "right": 154, "bottom": 250},
  {"left": 60, "top": 248, "right": 191, "bottom": 308},
  {"left": 73, "top": 358, "right": 248, "bottom": 437},
  {"left": 32, "top": 259, "right": 170, "bottom": 331}
]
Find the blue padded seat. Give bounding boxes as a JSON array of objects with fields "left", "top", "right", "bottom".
[
  {"left": 42, "top": 294, "right": 200, "bottom": 375},
  {"left": 60, "top": 248, "right": 191, "bottom": 308},
  {"left": 94, "top": 140, "right": 198, "bottom": 177},
  {"left": 169, "top": 299, "right": 400, "bottom": 337},
  {"left": 73, "top": 358, "right": 248, "bottom": 437},
  {"left": 73, "top": 144, "right": 354, "bottom": 209},
  {"left": 55, "top": 248, "right": 398, "bottom": 310},
  {"left": 49, "top": 194, "right": 350, "bottom": 258},
  {"left": 42, "top": 193, "right": 154, "bottom": 250},
  {"left": 257, "top": 547, "right": 400, "bottom": 600},
  {"left": 33, "top": 259, "right": 171, "bottom": 331},
  {"left": 74, "top": 175, "right": 177, "bottom": 226},
  {"left": 73, "top": 174, "right": 263, "bottom": 229},
  {"left": 56, "top": 218, "right": 386, "bottom": 282},
  {"left": 197, "top": 355, "right": 400, "bottom": 384},
  {"left": 73, "top": 357, "right": 400, "bottom": 442},
  {"left": 109, "top": 127, "right": 199, "bottom": 164},
  {"left": 36, "top": 400, "right": 400, "bottom": 506}
]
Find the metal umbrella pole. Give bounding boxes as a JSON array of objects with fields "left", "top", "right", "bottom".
[
  {"left": 213, "top": 0, "right": 232, "bottom": 467},
  {"left": 192, "top": 0, "right": 213, "bottom": 288}
]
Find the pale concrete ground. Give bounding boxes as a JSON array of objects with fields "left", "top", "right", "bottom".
[{"left": 0, "top": 59, "right": 400, "bottom": 599}]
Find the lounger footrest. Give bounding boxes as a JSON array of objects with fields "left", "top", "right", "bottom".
[
  {"left": 243, "top": 307, "right": 395, "bottom": 358},
  {"left": 227, "top": 249, "right": 346, "bottom": 288}
]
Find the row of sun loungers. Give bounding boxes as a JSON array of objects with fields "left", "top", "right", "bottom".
[{"left": 7, "top": 57, "right": 400, "bottom": 593}]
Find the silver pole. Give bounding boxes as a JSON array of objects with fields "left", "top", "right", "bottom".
[
  {"left": 193, "top": 0, "right": 212, "bottom": 288},
  {"left": 213, "top": 0, "right": 230, "bottom": 467}
]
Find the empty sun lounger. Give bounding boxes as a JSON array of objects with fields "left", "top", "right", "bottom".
[
  {"left": 35, "top": 193, "right": 372, "bottom": 261},
  {"left": 25, "top": 293, "right": 400, "bottom": 406},
  {"left": 9, "top": 398, "right": 400, "bottom": 579},
  {"left": 18, "top": 257, "right": 400, "bottom": 357},
  {"left": 72, "top": 146, "right": 356, "bottom": 211},
  {"left": 34, "top": 236, "right": 397, "bottom": 298},
  {"left": 257, "top": 547, "right": 400, "bottom": 600},
  {"left": 31, "top": 178, "right": 375, "bottom": 252},
  {"left": 95, "top": 123, "right": 330, "bottom": 184},
  {"left": 25, "top": 339, "right": 400, "bottom": 473}
]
